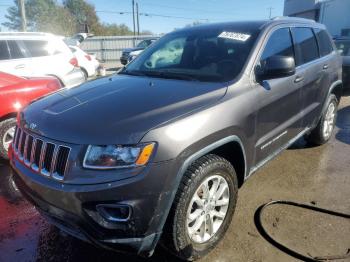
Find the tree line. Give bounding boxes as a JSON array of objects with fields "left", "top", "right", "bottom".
[{"left": 2, "top": 0, "right": 152, "bottom": 36}]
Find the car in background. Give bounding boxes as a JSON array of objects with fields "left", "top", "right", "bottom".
[
  {"left": 65, "top": 33, "right": 94, "bottom": 47},
  {"left": 0, "top": 72, "right": 61, "bottom": 159},
  {"left": 128, "top": 49, "right": 143, "bottom": 63},
  {"left": 69, "top": 46, "right": 99, "bottom": 78},
  {"left": 0, "top": 32, "right": 85, "bottom": 88},
  {"left": 334, "top": 37, "right": 350, "bottom": 91},
  {"left": 120, "top": 38, "right": 158, "bottom": 65}
]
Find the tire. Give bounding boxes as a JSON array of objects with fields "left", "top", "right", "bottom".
[
  {"left": 81, "top": 68, "right": 88, "bottom": 80},
  {"left": 162, "top": 154, "right": 238, "bottom": 261},
  {"left": 305, "top": 94, "right": 338, "bottom": 146},
  {"left": 0, "top": 118, "right": 16, "bottom": 160}
]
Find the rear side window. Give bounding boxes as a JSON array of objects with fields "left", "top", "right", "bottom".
[
  {"left": 7, "top": 40, "right": 26, "bottom": 59},
  {"left": 23, "top": 40, "right": 50, "bottom": 57},
  {"left": 291, "top": 27, "right": 319, "bottom": 66},
  {"left": 0, "top": 41, "right": 10, "bottom": 60},
  {"left": 261, "top": 28, "right": 294, "bottom": 61},
  {"left": 314, "top": 28, "right": 333, "bottom": 56}
]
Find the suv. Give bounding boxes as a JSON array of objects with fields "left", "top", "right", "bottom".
[
  {"left": 120, "top": 38, "right": 158, "bottom": 65},
  {"left": 0, "top": 32, "right": 85, "bottom": 87},
  {"left": 10, "top": 18, "right": 342, "bottom": 261}
]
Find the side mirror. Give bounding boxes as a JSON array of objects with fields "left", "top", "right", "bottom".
[{"left": 256, "top": 56, "right": 295, "bottom": 81}]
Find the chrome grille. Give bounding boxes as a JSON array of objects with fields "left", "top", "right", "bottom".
[{"left": 13, "top": 126, "right": 71, "bottom": 181}]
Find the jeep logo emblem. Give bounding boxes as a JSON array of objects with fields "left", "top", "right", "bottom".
[{"left": 29, "top": 123, "right": 37, "bottom": 130}]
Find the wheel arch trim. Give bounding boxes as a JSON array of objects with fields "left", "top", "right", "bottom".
[
  {"left": 177, "top": 135, "right": 247, "bottom": 180},
  {"left": 155, "top": 135, "right": 247, "bottom": 238}
]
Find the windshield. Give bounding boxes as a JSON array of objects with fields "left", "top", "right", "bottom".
[
  {"left": 120, "top": 27, "right": 260, "bottom": 82},
  {"left": 335, "top": 40, "right": 350, "bottom": 56}
]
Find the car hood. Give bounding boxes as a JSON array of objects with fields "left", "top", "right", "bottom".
[{"left": 21, "top": 75, "right": 227, "bottom": 145}]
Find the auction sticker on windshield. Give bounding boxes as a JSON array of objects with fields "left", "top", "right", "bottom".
[{"left": 218, "top": 31, "right": 251, "bottom": 42}]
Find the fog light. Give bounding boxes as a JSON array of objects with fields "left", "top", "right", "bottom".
[{"left": 96, "top": 204, "right": 131, "bottom": 222}]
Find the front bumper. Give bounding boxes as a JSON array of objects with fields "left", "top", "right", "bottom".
[{"left": 10, "top": 150, "right": 179, "bottom": 256}]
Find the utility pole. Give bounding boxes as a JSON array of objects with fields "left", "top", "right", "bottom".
[
  {"left": 268, "top": 7, "right": 274, "bottom": 19},
  {"left": 136, "top": 2, "right": 140, "bottom": 35},
  {"left": 132, "top": 0, "right": 136, "bottom": 37},
  {"left": 18, "top": 0, "right": 27, "bottom": 32}
]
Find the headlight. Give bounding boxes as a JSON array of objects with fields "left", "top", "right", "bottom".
[{"left": 83, "top": 143, "right": 155, "bottom": 169}]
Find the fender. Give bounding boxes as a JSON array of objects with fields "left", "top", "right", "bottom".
[
  {"left": 154, "top": 135, "right": 247, "bottom": 240},
  {"left": 320, "top": 80, "right": 343, "bottom": 118}
]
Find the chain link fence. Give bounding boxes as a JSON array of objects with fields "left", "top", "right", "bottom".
[{"left": 80, "top": 35, "right": 159, "bottom": 68}]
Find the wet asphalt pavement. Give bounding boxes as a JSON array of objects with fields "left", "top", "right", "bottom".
[{"left": 0, "top": 97, "right": 349, "bottom": 262}]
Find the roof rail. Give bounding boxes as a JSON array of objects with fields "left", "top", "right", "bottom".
[
  {"left": 0, "top": 32, "right": 54, "bottom": 37},
  {"left": 271, "top": 16, "right": 316, "bottom": 23}
]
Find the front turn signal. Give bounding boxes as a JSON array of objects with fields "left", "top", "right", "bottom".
[{"left": 136, "top": 143, "right": 155, "bottom": 166}]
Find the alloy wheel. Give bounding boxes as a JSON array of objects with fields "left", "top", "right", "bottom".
[
  {"left": 186, "top": 174, "right": 230, "bottom": 243},
  {"left": 323, "top": 102, "right": 336, "bottom": 139}
]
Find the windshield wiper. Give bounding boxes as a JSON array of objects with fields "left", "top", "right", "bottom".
[
  {"left": 138, "top": 70, "right": 199, "bottom": 81},
  {"left": 118, "top": 70, "right": 147, "bottom": 77}
]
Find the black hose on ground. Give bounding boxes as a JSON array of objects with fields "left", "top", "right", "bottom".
[{"left": 254, "top": 200, "right": 350, "bottom": 262}]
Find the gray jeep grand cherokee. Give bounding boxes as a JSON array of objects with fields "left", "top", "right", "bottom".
[{"left": 9, "top": 17, "right": 342, "bottom": 260}]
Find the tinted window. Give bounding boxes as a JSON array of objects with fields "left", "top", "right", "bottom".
[
  {"left": 23, "top": 40, "right": 50, "bottom": 57},
  {"left": 314, "top": 29, "right": 333, "bottom": 56},
  {"left": 122, "top": 28, "right": 260, "bottom": 82},
  {"left": 291, "top": 28, "right": 319, "bottom": 66},
  {"left": 261, "top": 28, "right": 294, "bottom": 61},
  {"left": 0, "top": 41, "right": 10, "bottom": 60},
  {"left": 7, "top": 40, "right": 25, "bottom": 59}
]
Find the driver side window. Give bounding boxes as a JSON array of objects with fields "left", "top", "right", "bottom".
[{"left": 261, "top": 28, "right": 294, "bottom": 62}]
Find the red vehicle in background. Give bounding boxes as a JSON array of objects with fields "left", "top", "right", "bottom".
[{"left": 0, "top": 72, "right": 61, "bottom": 159}]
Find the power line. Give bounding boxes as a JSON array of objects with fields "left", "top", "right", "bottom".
[
  {"left": 139, "top": 2, "right": 238, "bottom": 16},
  {"left": 96, "top": 10, "right": 210, "bottom": 21},
  {"left": 139, "top": 12, "right": 209, "bottom": 21}
]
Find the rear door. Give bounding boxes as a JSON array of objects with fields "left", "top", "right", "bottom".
[
  {"left": 253, "top": 27, "right": 303, "bottom": 164},
  {"left": 0, "top": 40, "right": 13, "bottom": 73},
  {"left": 0, "top": 40, "right": 32, "bottom": 76},
  {"left": 290, "top": 27, "right": 327, "bottom": 129},
  {"left": 23, "top": 39, "right": 74, "bottom": 78}
]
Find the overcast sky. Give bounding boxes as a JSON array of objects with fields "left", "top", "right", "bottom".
[{"left": 0, "top": 0, "right": 284, "bottom": 34}]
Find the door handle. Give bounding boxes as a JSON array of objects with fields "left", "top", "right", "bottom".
[
  {"left": 323, "top": 64, "right": 329, "bottom": 70},
  {"left": 15, "top": 64, "right": 25, "bottom": 69},
  {"left": 294, "top": 76, "right": 304, "bottom": 83}
]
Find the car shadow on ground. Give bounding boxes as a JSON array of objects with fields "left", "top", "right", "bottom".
[{"left": 35, "top": 225, "right": 181, "bottom": 262}]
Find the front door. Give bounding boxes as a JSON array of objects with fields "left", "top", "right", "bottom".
[{"left": 253, "top": 27, "right": 303, "bottom": 164}]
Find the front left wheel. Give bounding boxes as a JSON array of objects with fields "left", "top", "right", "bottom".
[
  {"left": 162, "top": 154, "right": 238, "bottom": 261},
  {"left": 0, "top": 118, "right": 16, "bottom": 159}
]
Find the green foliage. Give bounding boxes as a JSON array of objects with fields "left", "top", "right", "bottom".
[
  {"left": 2, "top": 1, "right": 22, "bottom": 30},
  {"left": 2, "top": 0, "right": 152, "bottom": 36}
]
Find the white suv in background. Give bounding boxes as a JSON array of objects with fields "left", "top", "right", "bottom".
[
  {"left": 69, "top": 45, "right": 99, "bottom": 78},
  {"left": 0, "top": 32, "right": 85, "bottom": 87}
]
